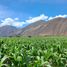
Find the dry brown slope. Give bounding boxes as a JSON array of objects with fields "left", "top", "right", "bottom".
[{"left": 20, "top": 17, "right": 67, "bottom": 36}]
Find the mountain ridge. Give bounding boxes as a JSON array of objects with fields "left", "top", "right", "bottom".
[{"left": 0, "top": 17, "right": 67, "bottom": 36}]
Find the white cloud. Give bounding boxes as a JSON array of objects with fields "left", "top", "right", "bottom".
[
  {"left": 26, "top": 14, "right": 48, "bottom": 23},
  {"left": 14, "top": 18, "right": 19, "bottom": 20},
  {"left": 0, "top": 14, "right": 48, "bottom": 27},
  {"left": 48, "top": 15, "right": 67, "bottom": 20},
  {"left": 0, "top": 18, "right": 25, "bottom": 27},
  {"left": 0, "top": 14, "right": 67, "bottom": 28}
]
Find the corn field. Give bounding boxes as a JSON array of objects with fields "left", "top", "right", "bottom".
[{"left": 0, "top": 36, "right": 67, "bottom": 67}]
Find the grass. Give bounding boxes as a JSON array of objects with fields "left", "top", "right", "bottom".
[{"left": 0, "top": 36, "right": 67, "bottom": 67}]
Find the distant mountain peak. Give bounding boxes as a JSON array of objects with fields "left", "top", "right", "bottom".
[{"left": 0, "top": 25, "right": 17, "bottom": 37}]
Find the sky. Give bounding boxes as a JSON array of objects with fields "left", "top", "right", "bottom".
[{"left": 0, "top": 0, "right": 67, "bottom": 27}]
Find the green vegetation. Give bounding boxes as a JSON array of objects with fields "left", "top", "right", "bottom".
[{"left": 0, "top": 36, "right": 67, "bottom": 67}]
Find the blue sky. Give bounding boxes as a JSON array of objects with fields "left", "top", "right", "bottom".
[{"left": 0, "top": 0, "right": 67, "bottom": 27}]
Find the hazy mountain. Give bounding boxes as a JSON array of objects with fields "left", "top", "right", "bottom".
[{"left": 0, "top": 25, "right": 17, "bottom": 36}]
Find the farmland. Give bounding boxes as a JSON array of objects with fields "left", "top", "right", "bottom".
[{"left": 0, "top": 36, "right": 67, "bottom": 67}]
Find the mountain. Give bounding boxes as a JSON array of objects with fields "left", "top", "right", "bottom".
[
  {"left": 0, "top": 25, "right": 17, "bottom": 36},
  {"left": 0, "top": 17, "right": 67, "bottom": 37},
  {"left": 15, "top": 20, "right": 47, "bottom": 36},
  {"left": 43, "top": 17, "right": 67, "bottom": 35},
  {"left": 18, "top": 17, "right": 67, "bottom": 36},
  {"left": 14, "top": 20, "right": 46, "bottom": 35}
]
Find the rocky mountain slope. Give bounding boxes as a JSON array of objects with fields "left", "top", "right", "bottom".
[{"left": 19, "top": 17, "right": 67, "bottom": 36}]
